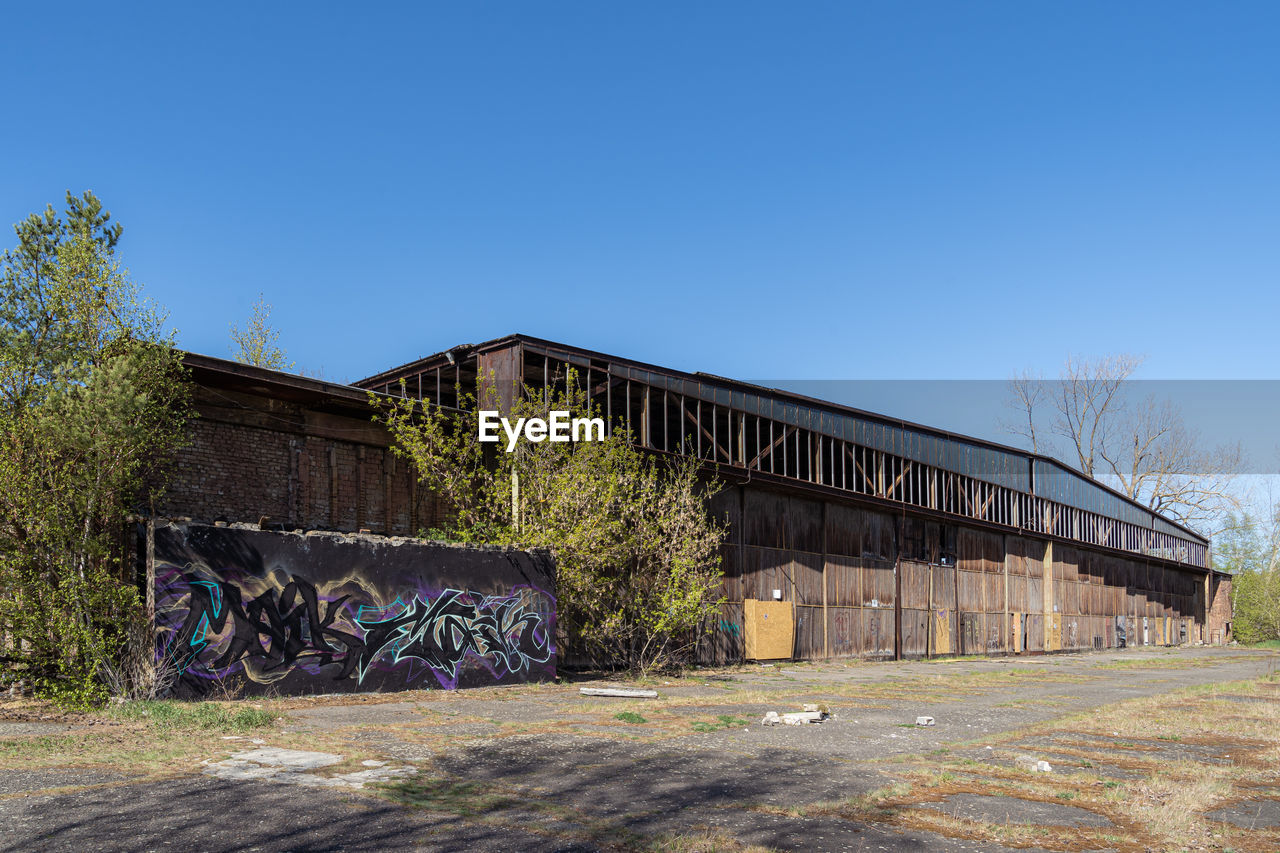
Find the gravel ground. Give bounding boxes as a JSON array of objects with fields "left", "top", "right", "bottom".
[{"left": 0, "top": 646, "right": 1274, "bottom": 852}]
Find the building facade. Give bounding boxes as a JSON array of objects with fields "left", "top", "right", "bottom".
[{"left": 161, "top": 336, "right": 1232, "bottom": 665}]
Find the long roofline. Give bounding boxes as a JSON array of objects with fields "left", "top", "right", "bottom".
[{"left": 357, "top": 333, "right": 1208, "bottom": 546}]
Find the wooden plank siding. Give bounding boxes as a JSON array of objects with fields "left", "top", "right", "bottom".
[
  {"left": 353, "top": 338, "right": 1217, "bottom": 665},
  {"left": 702, "top": 483, "right": 1208, "bottom": 664}
]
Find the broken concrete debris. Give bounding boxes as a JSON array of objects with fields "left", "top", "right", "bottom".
[
  {"left": 915, "top": 716, "right": 935, "bottom": 726},
  {"left": 1013, "top": 754, "right": 1054, "bottom": 773},
  {"left": 762, "top": 704, "right": 831, "bottom": 726},
  {"left": 202, "top": 747, "right": 417, "bottom": 789}
]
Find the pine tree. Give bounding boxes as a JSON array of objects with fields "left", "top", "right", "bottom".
[{"left": 0, "top": 192, "right": 191, "bottom": 706}]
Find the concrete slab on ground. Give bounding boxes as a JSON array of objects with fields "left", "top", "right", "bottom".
[{"left": 915, "top": 792, "right": 1114, "bottom": 827}]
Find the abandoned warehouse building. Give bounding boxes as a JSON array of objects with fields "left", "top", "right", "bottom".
[{"left": 159, "top": 334, "right": 1233, "bottom": 668}]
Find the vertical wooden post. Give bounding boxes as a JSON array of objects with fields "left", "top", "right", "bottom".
[
  {"left": 641, "top": 385, "right": 650, "bottom": 448},
  {"left": 953, "top": 546, "right": 961, "bottom": 654},
  {"left": 927, "top": 556, "right": 934, "bottom": 658},
  {"left": 1043, "top": 540, "right": 1055, "bottom": 651},
  {"left": 1003, "top": 535, "right": 1011, "bottom": 653},
  {"left": 821, "top": 501, "right": 829, "bottom": 659},
  {"left": 511, "top": 470, "right": 520, "bottom": 532},
  {"left": 145, "top": 518, "right": 156, "bottom": 626},
  {"left": 894, "top": 515, "right": 903, "bottom": 660}
]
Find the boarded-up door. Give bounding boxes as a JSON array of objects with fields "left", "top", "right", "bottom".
[
  {"left": 900, "top": 560, "right": 930, "bottom": 658},
  {"left": 960, "top": 613, "right": 981, "bottom": 655},
  {"left": 743, "top": 599, "right": 794, "bottom": 660},
  {"left": 931, "top": 563, "right": 957, "bottom": 656},
  {"left": 1010, "top": 612, "right": 1026, "bottom": 653},
  {"left": 933, "top": 610, "right": 953, "bottom": 655}
]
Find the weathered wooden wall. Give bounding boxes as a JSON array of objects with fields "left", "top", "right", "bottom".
[{"left": 700, "top": 484, "right": 1208, "bottom": 664}]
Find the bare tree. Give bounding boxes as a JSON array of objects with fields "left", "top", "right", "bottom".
[
  {"left": 1051, "top": 354, "right": 1144, "bottom": 478},
  {"left": 1005, "top": 368, "right": 1045, "bottom": 453},
  {"left": 1007, "top": 354, "right": 1242, "bottom": 534}
]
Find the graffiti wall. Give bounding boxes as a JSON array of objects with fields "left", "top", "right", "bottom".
[{"left": 151, "top": 522, "right": 556, "bottom": 697}]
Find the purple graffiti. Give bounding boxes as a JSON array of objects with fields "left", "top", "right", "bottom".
[
  {"left": 156, "top": 566, "right": 553, "bottom": 693},
  {"left": 166, "top": 573, "right": 365, "bottom": 682},
  {"left": 355, "top": 590, "right": 553, "bottom": 688}
]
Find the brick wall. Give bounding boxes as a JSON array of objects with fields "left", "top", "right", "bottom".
[
  {"left": 158, "top": 380, "right": 448, "bottom": 535},
  {"left": 1207, "top": 574, "right": 1233, "bottom": 644}
]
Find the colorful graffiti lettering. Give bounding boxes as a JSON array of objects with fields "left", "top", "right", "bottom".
[
  {"left": 354, "top": 591, "right": 552, "bottom": 687},
  {"left": 159, "top": 571, "right": 553, "bottom": 693},
  {"left": 716, "top": 619, "right": 741, "bottom": 637},
  {"left": 151, "top": 523, "right": 557, "bottom": 696},
  {"left": 170, "top": 574, "right": 365, "bottom": 680}
]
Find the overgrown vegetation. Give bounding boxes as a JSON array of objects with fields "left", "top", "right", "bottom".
[
  {"left": 109, "top": 699, "right": 276, "bottom": 732},
  {"left": 0, "top": 191, "right": 191, "bottom": 707},
  {"left": 229, "top": 292, "right": 293, "bottom": 371},
  {"left": 374, "top": 369, "right": 727, "bottom": 675},
  {"left": 1215, "top": 510, "right": 1280, "bottom": 643},
  {"left": 690, "top": 714, "right": 747, "bottom": 732}
]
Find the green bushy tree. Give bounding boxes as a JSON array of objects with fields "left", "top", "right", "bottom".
[
  {"left": 1214, "top": 511, "right": 1280, "bottom": 644},
  {"left": 374, "top": 372, "right": 727, "bottom": 674},
  {"left": 0, "top": 192, "right": 191, "bottom": 707},
  {"left": 230, "top": 292, "right": 293, "bottom": 371}
]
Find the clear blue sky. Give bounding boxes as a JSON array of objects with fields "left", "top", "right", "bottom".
[{"left": 4, "top": 2, "right": 1279, "bottom": 386}]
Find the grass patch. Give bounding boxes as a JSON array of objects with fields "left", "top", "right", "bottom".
[
  {"left": 0, "top": 734, "right": 82, "bottom": 759},
  {"left": 690, "top": 714, "right": 747, "bottom": 733},
  {"left": 615, "top": 712, "right": 647, "bottom": 724},
  {"left": 109, "top": 700, "right": 277, "bottom": 732}
]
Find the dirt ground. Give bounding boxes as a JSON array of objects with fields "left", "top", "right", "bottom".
[{"left": 1, "top": 646, "right": 1278, "bottom": 852}]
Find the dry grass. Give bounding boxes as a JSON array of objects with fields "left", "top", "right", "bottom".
[
  {"left": 853, "top": 676, "right": 1280, "bottom": 851},
  {"left": 646, "top": 830, "right": 775, "bottom": 852}
]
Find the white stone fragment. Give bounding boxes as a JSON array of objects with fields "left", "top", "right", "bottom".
[
  {"left": 202, "top": 749, "right": 417, "bottom": 790},
  {"left": 1013, "top": 754, "right": 1053, "bottom": 773},
  {"left": 915, "top": 716, "right": 935, "bottom": 726},
  {"left": 781, "top": 711, "right": 824, "bottom": 725},
  {"left": 230, "top": 748, "right": 343, "bottom": 770}
]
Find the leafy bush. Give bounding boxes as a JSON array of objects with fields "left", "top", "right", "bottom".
[
  {"left": 376, "top": 368, "right": 727, "bottom": 675},
  {"left": 0, "top": 193, "right": 191, "bottom": 708}
]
